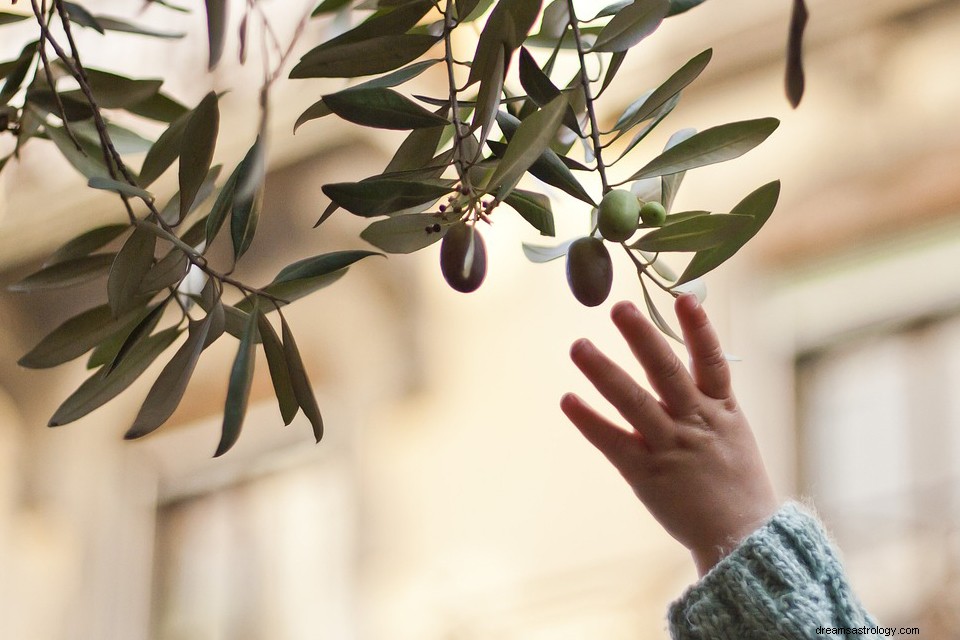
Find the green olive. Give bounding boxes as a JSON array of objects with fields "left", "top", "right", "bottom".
[
  {"left": 566, "top": 237, "right": 613, "bottom": 307},
  {"left": 440, "top": 222, "right": 487, "bottom": 293},
  {"left": 639, "top": 201, "right": 667, "bottom": 226},
  {"left": 597, "top": 189, "right": 641, "bottom": 242}
]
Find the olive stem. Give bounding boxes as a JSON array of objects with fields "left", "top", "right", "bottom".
[
  {"left": 567, "top": 0, "right": 610, "bottom": 193},
  {"left": 621, "top": 243, "right": 676, "bottom": 295}
]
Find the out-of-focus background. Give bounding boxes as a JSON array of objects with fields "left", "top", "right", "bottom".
[{"left": 2, "top": 0, "right": 960, "bottom": 638}]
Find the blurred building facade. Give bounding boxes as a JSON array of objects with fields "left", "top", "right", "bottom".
[{"left": 2, "top": 0, "right": 959, "bottom": 638}]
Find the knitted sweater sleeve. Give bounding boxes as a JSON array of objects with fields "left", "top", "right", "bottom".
[{"left": 667, "top": 502, "right": 885, "bottom": 639}]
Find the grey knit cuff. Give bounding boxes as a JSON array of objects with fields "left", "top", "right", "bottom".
[{"left": 667, "top": 502, "right": 878, "bottom": 640}]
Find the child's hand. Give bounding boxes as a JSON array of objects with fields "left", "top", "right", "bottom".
[{"left": 560, "top": 295, "right": 778, "bottom": 576}]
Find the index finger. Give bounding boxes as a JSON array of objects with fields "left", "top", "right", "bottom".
[{"left": 675, "top": 294, "right": 732, "bottom": 400}]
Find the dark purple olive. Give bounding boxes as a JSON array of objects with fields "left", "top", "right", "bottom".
[
  {"left": 566, "top": 236, "right": 613, "bottom": 307},
  {"left": 440, "top": 222, "right": 487, "bottom": 293}
]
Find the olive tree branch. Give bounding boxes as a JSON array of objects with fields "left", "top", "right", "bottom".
[{"left": 566, "top": 0, "right": 610, "bottom": 193}]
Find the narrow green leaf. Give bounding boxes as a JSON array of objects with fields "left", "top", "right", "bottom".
[
  {"left": 675, "top": 180, "right": 780, "bottom": 285},
  {"left": 257, "top": 312, "right": 299, "bottom": 425},
  {"left": 71, "top": 120, "right": 153, "bottom": 155},
  {"left": 486, "top": 94, "right": 567, "bottom": 197},
  {"left": 125, "top": 314, "right": 213, "bottom": 439},
  {"left": 324, "top": 1, "right": 434, "bottom": 48},
  {"left": 470, "top": 43, "right": 505, "bottom": 147},
  {"left": 61, "top": 3, "right": 104, "bottom": 33},
  {"left": 205, "top": 159, "right": 242, "bottom": 245},
  {"left": 383, "top": 112, "right": 448, "bottom": 174},
  {"left": 25, "top": 90, "right": 95, "bottom": 121},
  {"left": 216, "top": 304, "right": 257, "bottom": 456},
  {"left": 1, "top": 41, "right": 37, "bottom": 105},
  {"left": 18, "top": 304, "right": 144, "bottom": 369},
  {"left": 43, "top": 224, "right": 128, "bottom": 267},
  {"left": 237, "top": 251, "right": 382, "bottom": 312},
  {"left": 108, "top": 226, "right": 156, "bottom": 316},
  {"left": 616, "top": 49, "right": 712, "bottom": 134},
  {"left": 518, "top": 47, "right": 561, "bottom": 106},
  {"left": 667, "top": 0, "right": 708, "bottom": 16},
  {"left": 598, "top": 51, "right": 627, "bottom": 98},
  {"left": 312, "top": 0, "right": 351, "bottom": 16},
  {"left": 293, "top": 100, "right": 332, "bottom": 132},
  {"left": 281, "top": 315, "right": 323, "bottom": 442},
  {"left": 179, "top": 92, "right": 220, "bottom": 219},
  {"left": 105, "top": 301, "right": 168, "bottom": 375},
  {"left": 48, "top": 327, "right": 181, "bottom": 427},
  {"left": 487, "top": 138, "right": 594, "bottom": 205},
  {"left": 0, "top": 12, "right": 29, "bottom": 25},
  {"left": 592, "top": 0, "right": 669, "bottom": 53},
  {"left": 140, "top": 249, "right": 189, "bottom": 293},
  {"left": 521, "top": 238, "right": 575, "bottom": 263},
  {"left": 322, "top": 179, "right": 451, "bottom": 217},
  {"left": 628, "top": 118, "right": 780, "bottom": 180},
  {"left": 466, "top": 0, "right": 542, "bottom": 86},
  {"left": 785, "top": 0, "right": 808, "bottom": 108},
  {"left": 82, "top": 68, "right": 163, "bottom": 109},
  {"left": 504, "top": 189, "right": 555, "bottom": 236},
  {"left": 324, "top": 88, "right": 449, "bottom": 130},
  {"left": 8, "top": 253, "right": 114, "bottom": 292},
  {"left": 44, "top": 124, "right": 110, "bottom": 179},
  {"left": 660, "top": 128, "right": 696, "bottom": 213},
  {"left": 230, "top": 139, "right": 264, "bottom": 259},
  {"left": 139, "top": 109, "right": 190, "bottom": 187},
  {"left": 126, "top": 92, "right": 189, "bottom": 123},
  {"left": 204, "top": 0, "right": 228, "bottom": 70},
  {"left": 95, "top": 16, "right": 184, "bottom": 39},
  {"left": 360, "top": 213, "right": 452, "bottom": 254},
  {"left": 632, "top": 213, "right": 751, "bottom": 252},
  {"left": 88, "top": 177, "right": 154, "bottom": 202},
  {"left": 160, "top": 164, "right": 222, "bottom": 225},
  {"left": 289, "top": 34, "right": 439, "bottom": 79}
]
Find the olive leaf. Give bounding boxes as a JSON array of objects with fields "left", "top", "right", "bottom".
[
  {"left": 503, "top": 189, "right": 555, "bottom": 236},
  {"left": 323, "top": 88, "right": 449, "bottom": 130},
  {"left": 60, "top": 2, "right": 104, "bottom": 33},
  {"left": 18, "top": 303, "right": 147, "bottom": 369},
  {"left": 139, "top": 109, "right": 191, "bottom": 187},
  {"left": 82, "top": 68, "right": 163, "bottom": 109},
  {"left": 125, "top": 313, "right": 214, "bottom": 439},
  {"left": 127, "top": 92, "right": 189, "bottom": 123},
  {"left": 8, "top": 253, "right": 115, "bottom": 292},
  {"left": 639, "top": 275, "right": 683, "bottom": 343},
  {"left": 205, "top": 157, "right": 243, "bottom": 245},
  {"left": 216, "top": 303, "right": 257, "bottom": 457},
  {"left": 257, "top": 312, "right": 298, "bottom": 425},
  {"left": 140, "top": 249, "right": 189, "bottom": 293},
  {"left": 322, "top": 179, "right": 452, "bottom": 217},
  {"left": 108, "top": 225, "right": 157, "bottom": 316},
  {"left": 205, "top": 0, "right": 228, "bottom": 70},
  {"left": 674, "top": 180, "right": 781, "bottom": 285},
  {"left": 289, "top": 34, "right": 439, "bottom": 79},
  {"left": 179, "top": 92, "right": 220, "bottom": 219},
  {"left": 659, "top": 128, "right": 697, "bottom": 213},
  {"left": 87, "top": 177, "right": 154, "bottom": 202},
  {"left": 92, "top": 17, "right": 184, "bottom": 39},
  {"left": 230, "top": 139, "right": 265, "bottom": 259},
  {"left": 632, "top": 213, "right": 752, "bottom": 252},
  {"left": 294, "top": 59, "right": 440, "bottom": 132},
  {"left": 592, "top": 0, "right": 670, "bottom": 53},
  {"left": 785, "top": 0, "right": 808, "bottom": 108},
  {"left": 360, "top": 213, "right": 454, "bottom": 254},
  {"left": 46, "top": 125, "right": 112, "bottom": 179},
  {"left": 0, "top": 11, "right": 30, "bottom": 25},
  {"left": 104, "top": 300, "right": 168, "bottom": 375},
  {"left": 48, "top": 327, "right": 181, "bottom": 427},
  {"left": 0, "top": 41, "right": 37, "bottom": 105},
  {"left": 666, "top": 0, "right": 708, "bottom": 16},
  {"left": 236, "top": 250, "right": 383, "bottom": 312},
  {"left": 466, "top": 0, "right": 542, "bottom": 87},
  {"left": 486, "top": 94, "right": 567, "bottom": 198},
  {"left": 42, "top": 224, "right": 128, "bottom": 267},
  {"left": 521, "top": 238, "right": 576, "bottom": 263},
  {"left": 281, "top": 314, "right": 323, "bottom": 442},
  {"left": 627, "top": 118, "right": 780, "bottom": 180}
]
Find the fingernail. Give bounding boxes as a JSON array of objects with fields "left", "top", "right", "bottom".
[
  {"left": 680, "top": 293, "right": 700, "bottom": 310},
  {"left": 611, "top": 300, "right": 639, "bottom": 320}
]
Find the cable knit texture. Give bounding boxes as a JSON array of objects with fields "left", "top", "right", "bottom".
[{"left": 668, "top": 502, "right": 882, "bottom": 639}]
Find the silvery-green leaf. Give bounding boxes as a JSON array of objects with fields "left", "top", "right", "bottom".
[
  {"left": 18, "top": 303, "right": 146, "bottom": 369},
  {"left": 179, "top": 92, "right": 219, "bottom": 219},
  {"left": 43, "top": 224, "right": 128, "bottom": 267},
  {"left": 785, "top": 0, "right": 808, "bottom": 108},
  {"left": 88, "top": 177, "right": 154, "bottom": 202},
  {"left": 360, "top": 214, "right": 454, "bottom": 254},
  {"left": 204, "top": 0, "right": 227, "bottom": 70},
  {"left": 632, "top": 213, "right": 751, "bottom": 252},
  {"left": 290, "top": 34, "right": 439, "bottom": 79},
  {"left": 486, "top": 94, "right": 567, "bottom": 198},
  {"left": 281, "top": 315, "right": 323, "bottom": 442},
  {"left": 257, "top": 312, "right": 298, "bottom": 425},
  {"left": 592, "top": 0, "right": 669, "bottom": 53},
  {"left": 521, "top": 238, "right": 576, "bottom": 263},
  {"left": 216, "top": 304, "right": 257, "bottom": 456},
  {"left": 324, "top": 88, "right": 449, "bottom": 130},
  {"left": 9, "top": 253, "right": 115, "bottom": 291},
  {"left": 504, "top": 189, "right": 555, "bottom": 236},
  {"left": 660, "top": 128, "right": 697, "bottom": 213}
]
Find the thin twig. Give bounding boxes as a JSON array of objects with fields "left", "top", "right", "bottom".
[{"left": 567, "top": 0, "right": 610, "bottom": 193}]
